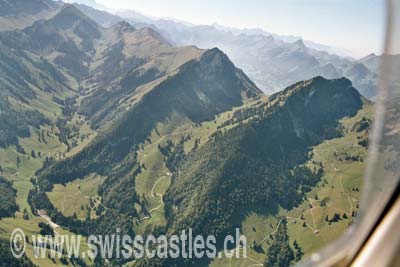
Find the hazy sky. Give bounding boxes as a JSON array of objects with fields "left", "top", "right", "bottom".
[{"left": 96, "top": 0, "right": 386, "bottom": 58}]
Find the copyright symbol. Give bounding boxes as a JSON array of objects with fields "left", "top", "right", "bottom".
[{"left": 10, "top": 228, "right": 26, "bottom": 259}]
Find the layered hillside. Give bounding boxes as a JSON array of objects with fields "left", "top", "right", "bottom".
[
  {"left": 153, "top": 77, "right": 364, "bottom": 265},
  {"left": 0, "top": 3, "right": 261, "bottom": 263},
  {"left": 0, "top": 28, "right": 74, "bottom": 149},
  {"left": 34, "top": 47, "right": 261, "bottom": 225},
  {"left": 110, "top": 12, "right": 379, "bottom": 98},
  {"left": 0, "top": 2, "right": 376, "bottom": 267},
  {"left": 166, "top": 77, "right": 362, "bottom": 226},
  {"left": 159, "top": 24, "right": 379, "bottom": 98},
  {"left": 0, "top": 0, "right": 60, "bottom": 31},
  {"left": 79, "top": 25, "right": 207, "bottom": 127},
  {"left": 0, "top": 0, "right": 58, "bottom": 16},
  {"left": 58, "top": 1, "right": 394, "bottom": 99},
  {"left": 0, "top": 4, "right": 103, "bottom": 78},
  {"left": 31, "top": 74, "right": 370, "bottom": 267},
  {"left": 1, "top": 0, "right": 262, "bottom": 250}
]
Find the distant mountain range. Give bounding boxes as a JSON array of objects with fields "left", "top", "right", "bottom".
[
  {"left": 119, "top": 11, "right": 388, "bottom": 98},
  {"left": 0, "top": 0, "right": 61, "bottom": 31},
  {"left": 0, "top": 1, "right": 384, "bottom": 266},
  {"left": 0, "top": 0, "right": 390, "bottom": 98},
  {"left": 63, "top": 0, "right": 108, "bottom": 11},
  {"left": 55, "top": 0, "right": 392, "bottom": 99}
]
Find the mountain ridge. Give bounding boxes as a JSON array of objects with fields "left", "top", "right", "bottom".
[
  {"left": 62, "top": 0, "right": 391, "bottom": 98},
  {"left": 0, "top": 0, "right": 61, "bottom": 31},
  {"left": 0, "top": 0, "right": 59, "bottom": 16},
  {"left": 0, "top": 2, "right": 375, "bottom": 267},
  {"left": 150, "top": 76, "right": 364, "bottom": 266}
]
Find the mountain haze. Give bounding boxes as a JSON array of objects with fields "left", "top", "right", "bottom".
[
  {"left": 0, "top": 1, "right": 375, "bottom": 267},
  {"left": 64, "top": 0, "right": 389, "bottom": 98},
  {"left": 0, "top": 0, "right": 61, "bottom": 31}
]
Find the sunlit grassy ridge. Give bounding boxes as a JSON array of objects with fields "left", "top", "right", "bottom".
[
  {"left": 0, "top": 75, "right": 371, "bottom": 267},
  {"left": 0, "top": 90, "right": 96, "bottom": 265},
  {"left": 0, "top": 3, "right": 375, "bottom": 266},
  {"left": 210, "top": 102, "right": 372, "bottom": 266}
]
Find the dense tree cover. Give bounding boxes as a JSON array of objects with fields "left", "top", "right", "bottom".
[
  {"left": 28, "top": 187, "right": 135, "bottom": 238},
  {"left": 38, "top": 222, "right": 54, "bottom": 236},
  {"left": 353, "top": 117, "right": 371, "bottom": 132},
  {"left": 264, "top": 219, "right": 294, "bottom": 267},
  {"left": 0, "top": 176, "right": 19, "bottom": 218},
  {"left": 55, "top": 96, "right": 78, "bottom": 150},
  {"left": 49, "top": 206, "right": 135, "bottom": 265},
  {"left": 158, "top": 139, "right": 174, "bottom": 157},
  {"left": 0, "top": 33, "right": 72, "bottom": 148},
  {"left": 1, "top": 6, "right": 371, "bottom": 266},
  {"left": 28, "top": 190, "right": 137, "bottom": 267},
  {"left": 35, "top": 49, "right": 260, "bottom": 191},
  {"left": 0, "top": 39, "right": 68, "bottom": 99},
  {"left": 32, "top": 47, "right": 260, "bottom": 237},
  {"left": 27, "top": 48, "right": 260, "bottom": 267},
  {"left": 98, "top": 161, "right": 142, "bottom": 217},
  {"left": 0, "top": 98, "right": 50, "bottom": 148},
  {"left": 220, "top": 98, "right": 268, "bottom": 128},
  {"left": 293, "top": 240, "right": 304, "bottom": 262},
  {"left": 32, "top": 70, "right": 363, "bottom": 267},
  {"left": 78, "top": 40, "right": 159, "bottom": 128},
  {"left": 158, "top": 77, "right": 362, "bottom": 266},
  {"left": 0, "top": 240, "right": 36, "bottom": 267},
  {"left": 165, "top": 137, "right": 188, "bottom": 173}
]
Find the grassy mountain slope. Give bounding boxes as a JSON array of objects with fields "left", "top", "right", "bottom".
[
  {"left": 0, "top": 7, "right": 263, "bottom": 259},
  {"left": 2, "top": 4, "right": 239, "bottom": 129},
  {"left": 38, "top": 75, "right": 369, "bottom": 267},
  {"left": 1, "top": 4, "right": 257, "bottom": 265},
  {"left": 0, "top": 2, "right": 374, "bottom": 266},
  {"left": 0, "top": 30, "right": 76, "bottom": 150},
  {"left": 0, "top": 0, "right": 60, "bottom": 31},
  {"left": 147, "top": 77, "right": 365, "bottom": 266},
  {"left": 21, "top": 4, "right": 102, "bottom": 78},
  {"left": 34, "top": 47, "right": 261, "bottom": 222},
  {"left": 165, "top": 77, "right": 363, "bottom": 232},
  {"left": 112, "top": 14, "right": 379, "bottom": 98},
  {"left": 211, "top": 101, "right": 371, "bottom": 267},
  {"left": 0, "top": 43, "right": 71, "bottom": 97},
  {"left": 0, "top": 0, "right": 58, "bottom": 17},
  {"left": 79, "top": 24, "right": 205, "bottom": 128}
]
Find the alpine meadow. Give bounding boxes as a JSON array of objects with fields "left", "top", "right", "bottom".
[{"left": 0, "top": 1, "right": 395, "bottom": 267}]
